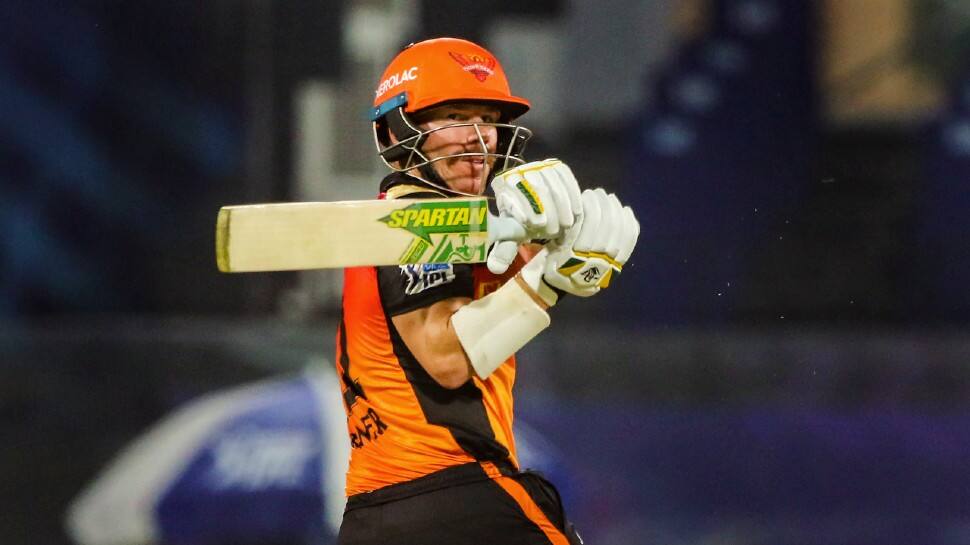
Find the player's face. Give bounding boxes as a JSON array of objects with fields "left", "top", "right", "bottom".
[{"left": 413, "top": 103, "right": 501, "bottom": 195}]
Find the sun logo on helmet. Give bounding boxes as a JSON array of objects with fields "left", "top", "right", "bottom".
[{"left": 448, "top": 52, "right": 496, "bottom": 82}]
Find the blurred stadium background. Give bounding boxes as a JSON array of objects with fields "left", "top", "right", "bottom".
[{"left": 3, "top": 0, "right": 970, "bottom": 544}]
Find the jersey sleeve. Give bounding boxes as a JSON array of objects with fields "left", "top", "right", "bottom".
[{"left": 377, "top": 263, "right": 475, "bottom": 316}]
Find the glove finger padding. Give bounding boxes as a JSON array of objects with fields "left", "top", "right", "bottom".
[
  {"left": 557, "top": 162, "right": 583, "bottom": 220},
  {"left": 542, "top": 188, "right": 641, "bottom": 294},
  {"left": 573, "top": 189, "right": 602, "bottom": 252},
  {"left": 615, "top": 206, "right": 640, "bottom": 265},
  {"left": 492, "top": 159, "right": 582, "bottom": 242},
  {"left": 603, "top": 193, "right": 625, "bottom": 258},
  {"left": 521, "top": 167, "right": 559, "bottom": 236},
  {"left": 589, "top": 189, "right": 617, "bottom": 258},
  {"left": 494, "top": 161, "right": 551, "bottom": 235},
  {"left": 493, "top": 177, "right": 532, "bottom": 227},
  {"left": 540, "top": 161, "right": 582, "bottom": 237}
]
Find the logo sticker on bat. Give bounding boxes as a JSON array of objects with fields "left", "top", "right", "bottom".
[
  {"left": 380, "top": 201, "right": 489, "bottom": 264},
  {"left": 379, "top": 201, "right": 487, "bottom": 241}
]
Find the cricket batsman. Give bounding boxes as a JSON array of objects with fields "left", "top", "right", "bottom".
[{"left": 336, "top": 37, "right": 640, "bottom": 545}]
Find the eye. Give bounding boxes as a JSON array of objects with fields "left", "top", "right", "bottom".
[{"left": 447, "top": 113, "right": 466, "bottom": 121}]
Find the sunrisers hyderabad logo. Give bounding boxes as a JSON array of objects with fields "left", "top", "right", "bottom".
[{"left": 448, "top": 52, "right": 496, "bottom": 82}]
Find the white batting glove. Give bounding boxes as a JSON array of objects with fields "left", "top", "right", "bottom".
[
  {"left": 485, "top": 214, "right": 526, "bottom": 275},
  {"left": 488, "top": 158, "right": 583, "bottom": 274},
  {"left": 487, "top": 213, "right": 527, "bottom": 245},
  {"left": 542, "top": 188, "right": 640, "bottom": 298}
]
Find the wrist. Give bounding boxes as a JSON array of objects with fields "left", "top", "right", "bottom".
[
  {"left": 513, "top": 275, "right": 553, "bottom": 310},
  {"left": 516, "top": 248, "right": 559, "bottom": 307}
]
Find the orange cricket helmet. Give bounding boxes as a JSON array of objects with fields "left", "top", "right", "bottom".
[
  {"left": 370, "top": 37, "right": 533, "bottom": 194},
  {"left": 370, "top": 37, "right": 530, "bottom": 122}
]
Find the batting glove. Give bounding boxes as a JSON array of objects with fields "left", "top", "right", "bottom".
[
  {"left": 540, "top": 188, "right": 640, "bottom": 299},
  {"left": 488, "top": 158, "right": 583, "bottom": 274}
]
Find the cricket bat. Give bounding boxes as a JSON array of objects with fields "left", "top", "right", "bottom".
[{"left": 216, "top": 197, "right": 494, "bottom": 272}]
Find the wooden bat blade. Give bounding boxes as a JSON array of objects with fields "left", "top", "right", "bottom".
[{"left": 216, "top": 198, "right": 491, "bottom": 272}]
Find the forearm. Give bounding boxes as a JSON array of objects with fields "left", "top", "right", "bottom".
[
  {"left": 422, "top": 306, "right": 476, "bottom": 388},
  {"left": 391, "top": 298, "right": 475, "bottom": 389},
  {"left": 390, "top": 241, "right": 564, "bottom": 388}
]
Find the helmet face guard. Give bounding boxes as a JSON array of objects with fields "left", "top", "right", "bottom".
[{"left": 373, "top": 105, "right": 532, "bottom": 180}]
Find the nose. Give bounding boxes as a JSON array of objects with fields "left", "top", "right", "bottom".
[{"left": 464, "top": 119, "right": 495, "bottom": 145}]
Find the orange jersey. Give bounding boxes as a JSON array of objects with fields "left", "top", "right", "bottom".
[
  {"left": 336, "top": 260, "right": 524, "bottom": 496},
  {"left": 335, "top": 176, "right": 528, "bottom": 496}
]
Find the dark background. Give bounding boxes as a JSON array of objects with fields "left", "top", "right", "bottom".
[{"left": 3, "top": 1, "right": 970, "bottom": 544}]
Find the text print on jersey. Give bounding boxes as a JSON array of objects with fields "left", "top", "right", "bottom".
[
  {"left": 400, "top": 263, "right": 456, "bottom": 295},
  {"left": 349, "top": 407, "right": 389, "bottom": 449}
]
